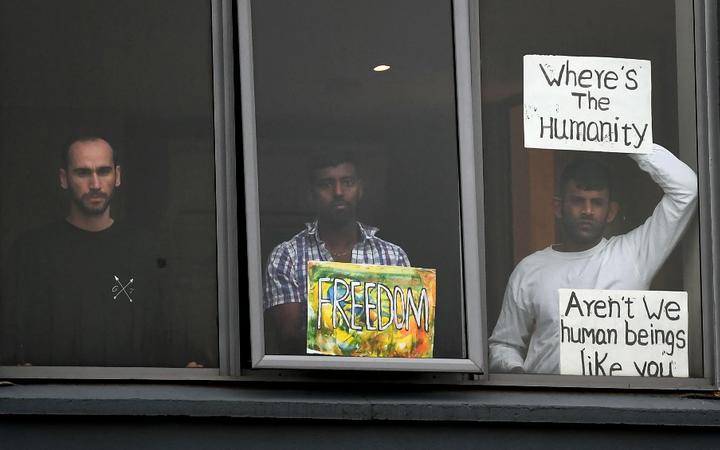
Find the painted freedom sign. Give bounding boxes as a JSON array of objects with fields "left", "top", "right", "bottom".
[
  {"left": 559, "top": 289, "right": 688, "bottom": 377},
  {"left": 306, "top": 261, "right": 436, "bottom": 357},
  {"left": 524, "top": 55, "right": 652, "bottom": 154}
]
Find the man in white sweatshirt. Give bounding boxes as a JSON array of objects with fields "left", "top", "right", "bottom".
[{"left": 489, "top": 143, "right": 698, "bottom": 374}]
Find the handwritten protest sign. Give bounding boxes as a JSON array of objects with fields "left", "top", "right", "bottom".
[
  {"left": 524, "top": 55, "right": 652, "bottom": 154},
  {"left": 559, "top": 289, "right": 688, "bottom": 377},
  {"left": 307, "top": 261, "right": 436, "bottom": 357}
]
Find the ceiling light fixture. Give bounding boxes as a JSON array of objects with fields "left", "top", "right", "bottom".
[{"left": 373, "top": 64, "right": 391, "bottom": 72}]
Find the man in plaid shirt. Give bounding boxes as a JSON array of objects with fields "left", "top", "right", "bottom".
[{"left": 264, "top": 153, "right": 410, "bottom": 354}]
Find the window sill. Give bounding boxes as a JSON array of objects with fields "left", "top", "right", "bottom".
[{"left": 1, "top": 383, "right": 719, "bottom": 427}]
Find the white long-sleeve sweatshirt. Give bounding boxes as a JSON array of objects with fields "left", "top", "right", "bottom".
[{"left": 489, "top": 143, "right": 698, "bottom": 374}]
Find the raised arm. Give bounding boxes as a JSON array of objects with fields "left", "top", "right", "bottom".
[{"left": 622, "top": 143, "right": 698, "bottom": 282}]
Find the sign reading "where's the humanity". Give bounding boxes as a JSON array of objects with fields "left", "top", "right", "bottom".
[
  {"left": 524, "top": 55, "right": 652, "bottom": 154},
  {"left": 306, "top": 261, "right": 436, "bottom": 358}
]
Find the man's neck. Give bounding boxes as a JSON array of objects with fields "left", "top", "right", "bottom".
[
  {"left": 317, "top": 219, "right": 358, "bottom": 247},
  {"left": 66, "top": 209, "right": 114, "bottom": 232},
  {"left": 554, "top": 239, "right": 601, "bottom": 253}
]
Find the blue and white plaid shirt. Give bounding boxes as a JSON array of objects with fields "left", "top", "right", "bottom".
[{"left": 263, "top": 221, "right": 410, "bottom": 309}]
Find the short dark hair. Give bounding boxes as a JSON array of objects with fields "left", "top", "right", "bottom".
[
  {"left": 559, "top": 158, "right": 616, "bottom": 200},
  {"left": 305, "top": 151, "right": 359, "bottom": 181},
  {"left": 61, "top": 136, "right": 119, "bottom": 169}
]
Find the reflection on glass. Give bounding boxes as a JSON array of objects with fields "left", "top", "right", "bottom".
[
  {"left": 480, "top": 0, "right": 701, "bottom": 375},
  {"left": 0, "top": 1, "right": 218, "bottom": 367},
  {"left": 253, "top": 0, "right": 465, "bottom": 358}
]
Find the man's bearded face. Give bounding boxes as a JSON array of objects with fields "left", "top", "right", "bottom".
[
  {"left": 61, "top": 139, "right": 120, "bottom": 216},
  {"left": 311, "top": 162, "right": 363, "bottom": 226},
  {"left": 560, "top": 180, "right": 615, "bottom": 246}
]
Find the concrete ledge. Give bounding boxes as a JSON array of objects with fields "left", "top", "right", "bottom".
[{"left": 1, "top": 383, "right": 720, "bottom": 426}]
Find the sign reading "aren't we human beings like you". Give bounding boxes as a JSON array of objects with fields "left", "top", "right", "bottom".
[
  {"left": 524, "top": 55, "right": 652, "bottom": 154},
  {"left": 559, "top": 289, "right": 688, "bottom": 377}
]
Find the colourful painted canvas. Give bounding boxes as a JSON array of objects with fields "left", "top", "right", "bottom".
[{"left": 307, "top": 261, "right": 436, "bottom": 358}]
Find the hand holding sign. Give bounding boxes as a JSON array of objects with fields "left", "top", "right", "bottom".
[{"left": 524, "top": 55, "right": 652, "bottom": 154}]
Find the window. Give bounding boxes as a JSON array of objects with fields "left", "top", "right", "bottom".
[
  {"left": 479, "top": 0, "right": 713, "bottom": 386},
  {"left": 241, "top": 0, "right": 484, "bottom": 371},
  {"left": 0, "top": 0, "right": 226, "bottom": 376}
]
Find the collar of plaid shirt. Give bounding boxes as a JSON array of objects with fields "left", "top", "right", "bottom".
[{"left": 304, "top": 220, "right": 379, "bottom": 243}]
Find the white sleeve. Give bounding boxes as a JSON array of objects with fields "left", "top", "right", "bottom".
[
  {"left": 489, "top": 269, "right": 533, "bottom": 372},
  {"left": 622, "top": 143, "right": 698, "bottom": 282}
]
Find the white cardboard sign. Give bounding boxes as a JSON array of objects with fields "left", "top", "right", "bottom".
[
  {"left": 559, "top": 289, "right": 688, "bottom": 377},
  {"left": 524, "top": 55, "right": 652, "bottom": 154}
]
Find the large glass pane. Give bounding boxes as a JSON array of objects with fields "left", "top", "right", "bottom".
[
  {"left": 252, "top": 0, "right": 465, "bottom": 359},
  {"left": 480, "top": 0, "right": 702, "bottom": 377},
  {"left": 0, "top": 0, "right": 218, "bottom": 368}
]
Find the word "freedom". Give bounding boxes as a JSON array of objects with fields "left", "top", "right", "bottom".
[{"left": 315, "top": 277, "right": 430, "bottom": 332}]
